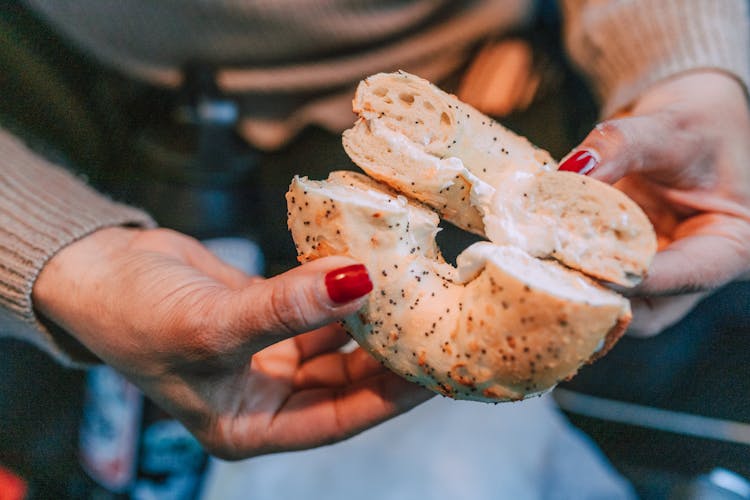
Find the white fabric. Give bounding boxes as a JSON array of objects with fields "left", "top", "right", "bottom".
[{"left": 200, "top": 394, "right": 635, "bottom": 500}]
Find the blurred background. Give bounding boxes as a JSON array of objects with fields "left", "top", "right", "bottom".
[{"left": 1, "top": 2, "right": 749, "bottom": 499}]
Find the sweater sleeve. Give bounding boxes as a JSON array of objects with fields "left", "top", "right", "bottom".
[
  {"left": 0, "top": 128, "right": 156, "bottom": 366},
  {"left": 560, "top": 0, "right": 750, "bottom": 118}
]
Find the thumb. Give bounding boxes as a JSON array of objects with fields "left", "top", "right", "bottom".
[
  {"left": 559, "top": 114, "right": 700, "bottom": 187},
  {"left": 225, "top": 256, "right": 373, "bottom": 351}
]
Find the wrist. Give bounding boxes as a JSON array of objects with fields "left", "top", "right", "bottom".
[{"left": 32, "top": 226, "right": 142, "bottom": 331}]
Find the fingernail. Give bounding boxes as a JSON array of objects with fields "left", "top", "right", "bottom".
[
  {"left": 325, "top": 264, "right": 373, "bottom": 303},
  {"left": 559, "top": 149, "right": 599, "bottom": 175}
]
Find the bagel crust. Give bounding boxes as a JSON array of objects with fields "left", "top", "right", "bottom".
[{"left": 288, "top": 172, "right": 631, "bottom": 402}]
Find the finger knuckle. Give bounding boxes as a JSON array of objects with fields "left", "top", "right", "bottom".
[
  {"left": 268, "top": 281, "right": 308, "bottom": 335},
  {"left": 592, "top": 119, "right": 644, "bottom": 171},
  {"left": 594, "top": 119, "right": 631, "bottom": 148}
]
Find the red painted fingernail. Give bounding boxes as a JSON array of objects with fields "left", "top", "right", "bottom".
[
  {"left": 559, "top": 149, "right": 599, "bottom": 175},
  {"left": 325, "top": 264, "right": 373, "bottom": 303}
]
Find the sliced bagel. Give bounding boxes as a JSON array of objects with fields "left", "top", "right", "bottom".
[
  {"left": 343, "top": 71, "right": 656, "bottom": 286},
  {"left": 287, "top": 172, "right": 630, "bottom": 402}
]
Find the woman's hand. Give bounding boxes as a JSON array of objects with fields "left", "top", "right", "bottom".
[
  {"left": 559, "top": 71, "right": 750, "bottom": 336},
  {"left": 32, "top": 227, "right": 431, "bottom": 459}
]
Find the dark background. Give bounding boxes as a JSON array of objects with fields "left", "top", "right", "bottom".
[{"left": 1, "top": 3, "right": 748, "bottom": 499}]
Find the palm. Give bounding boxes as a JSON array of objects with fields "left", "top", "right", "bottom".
[{"left": 198, "top": 326, "right": 415, "bottom": 458}]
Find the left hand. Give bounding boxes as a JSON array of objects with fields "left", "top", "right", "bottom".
[
  {"left": 559, "top": 71, "right": 750, "bottom": 336},
  {"left": 33, "top": 227, "right": 431, "bottom": 459}
]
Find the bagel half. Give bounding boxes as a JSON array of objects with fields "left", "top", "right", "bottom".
[
  {"left": 343, "top": 71, "right": 656, "bottom": 287},
  {"left": 288, "top": 171, "right": 630, "bottom": 402}
]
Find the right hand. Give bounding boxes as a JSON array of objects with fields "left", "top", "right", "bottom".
[
  {"left": 33, "top": 227, "right": 432, "bottom": 459},
  {"left": 559, "top": 71, "right": 750, "bottom": 336}
]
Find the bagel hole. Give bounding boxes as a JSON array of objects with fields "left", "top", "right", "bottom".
[
  {"left": 440, "top": 112, "right": 451, "bottom": 126},
  {"left": 373, "top": 87, "right": 389, "bottom": 97},
  {"left": 435, "top": 222, "right": 484, "bottom": 266},
  {"left": 423, "top": 101, "right": 435, "bottom": 111}
]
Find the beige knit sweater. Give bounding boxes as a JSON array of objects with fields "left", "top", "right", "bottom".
[{"left": 2, "top": 0, "right": 749, "bottom": 365}]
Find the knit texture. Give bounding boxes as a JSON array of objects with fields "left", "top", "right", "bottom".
[
  {"left": 562, "top": 0, "right": 750, "bottom": 118},
  {"left": 0, "top": 129, "right": 155, "bottom": 365},
  {"left": 23, "top": 0, "right": 530, "bottom": 89},
  {"left": 23, "top": 0, "right": 534, "bottom": 149}
]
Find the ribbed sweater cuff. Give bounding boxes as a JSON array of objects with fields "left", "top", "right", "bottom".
[
  {"left": 562, "top": 0, "right": 750, "bottom": 118},
  {"left": 0, "top": 129, "right": 156, "bottom": 366}
]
